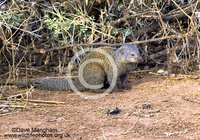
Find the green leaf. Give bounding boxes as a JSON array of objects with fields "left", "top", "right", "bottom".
[
  {"left": 118, "top": 4, "right": 124, "bottom": 9},
  {"left": 123, "top": 29, "right": 131, "bottom": 36},
  {"left": 113, "top": 30, "right": 119, "bottom": 35},
  {"left": 80, "top": 26, "right": 88, "bottom": 32}
]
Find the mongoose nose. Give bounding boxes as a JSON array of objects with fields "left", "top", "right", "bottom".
[{"left": 138, "top": 57, "right": 143, "bottom": 62}]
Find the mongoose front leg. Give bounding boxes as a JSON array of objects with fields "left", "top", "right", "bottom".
[
  {"left": 107, "top": 73, "right": 124, "bottom": 93},
  {"left": 120, "top": 74, "right": 131, "bottom": 89},
  {"left": 120, "top": 74, "right": 127, "bottom": 88}
]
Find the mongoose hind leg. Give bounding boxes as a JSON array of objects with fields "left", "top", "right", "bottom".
[{"left": 81, "top": 63, "right": 105, "bottom": 90}]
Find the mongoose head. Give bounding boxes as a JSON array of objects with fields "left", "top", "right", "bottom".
[{"left": 115, "top": 45, "right": 142, "bottom": 63}]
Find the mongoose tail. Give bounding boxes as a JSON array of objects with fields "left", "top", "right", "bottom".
[{"left": 31, "top": 78, "right": 86, "bottom": 91}]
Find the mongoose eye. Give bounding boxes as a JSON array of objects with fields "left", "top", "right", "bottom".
[{"left": 131, "top": 54, "right": 135, "bottom": 57}]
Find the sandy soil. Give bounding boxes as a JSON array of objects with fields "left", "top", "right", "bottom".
[{"left": 1, "top": 74, "right": 200, "bottom": 140}]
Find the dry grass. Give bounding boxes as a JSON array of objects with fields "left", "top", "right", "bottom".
[{"left": 0, "top": 0, "right": 199, "bottom": 77}]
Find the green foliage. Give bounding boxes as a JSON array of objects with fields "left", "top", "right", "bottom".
[
  {"left": 43, "top": 8, "right": 95, "bottom": 42},
  {"left": 0, "top": 10, "right": 24, "bottom": 27},
  {"left": 118, "top": 4, "right": 124, "bottom": 9},
  {"left": 113, "top": 30, "right": 119, "bottom": 35},
  {"left": 123, "top": 29, "right": 131, "bottom": 36},
  {"left": 44, "top": 16, "right": 62, "bottom": 38}
]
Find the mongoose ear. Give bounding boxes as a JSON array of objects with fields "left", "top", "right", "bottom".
[{"left": 119, "top": 48, "right": 124, "bottom": 55}]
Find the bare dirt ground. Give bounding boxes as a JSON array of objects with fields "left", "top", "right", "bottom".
[{"left": 1, "top": 73, "right": 200, "bottom": 140}]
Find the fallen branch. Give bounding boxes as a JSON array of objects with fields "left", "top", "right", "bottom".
[
  {"left": 150, "top": 43, "right": 196, "bottom": 59},
  {"left": 163, "top": 0, "right": 200, "bottom": 21},
  {"left": 150, "top": 49, "right": 167, "bottom": 59},
  {"left": 43, "top": 34, "right": 182, "bottom": 52}
]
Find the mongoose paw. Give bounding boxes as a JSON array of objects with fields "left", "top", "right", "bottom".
[
  {"left": 92, "top": 89, "right": 107, "bottom": 93},
  {"left": 92, "top": 88, "right": 124, "bottom": 93},
  {"left": 111, "top": 88, "right": 124, "bottom": 93},
  {"left": 121, "top": 85, "right": 132, "bottom": 90}
]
